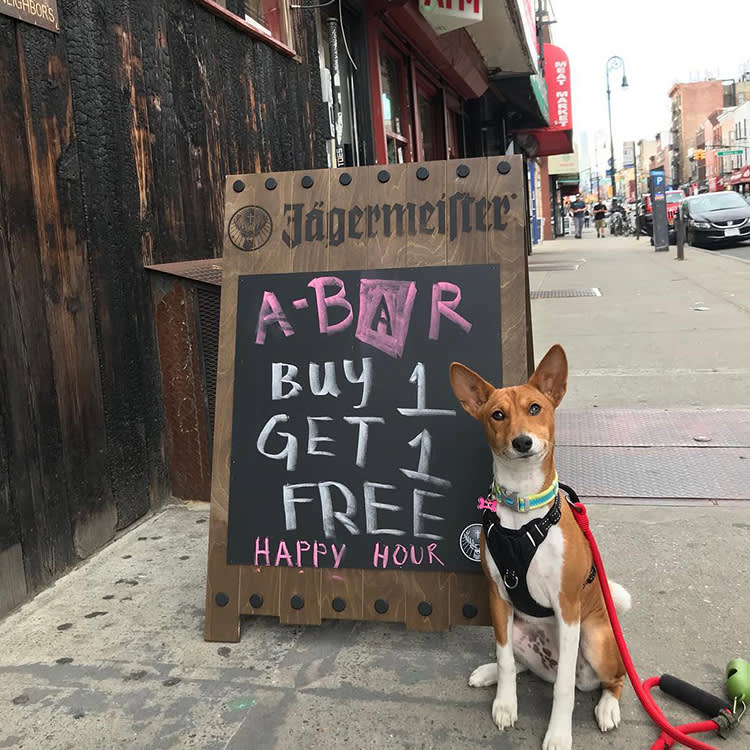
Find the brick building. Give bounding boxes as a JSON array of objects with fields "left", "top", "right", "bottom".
[{"left": 669, "top": 80, "right": 724, "bottom": 186}]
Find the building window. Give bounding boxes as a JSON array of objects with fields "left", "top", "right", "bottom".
[
  {"left": 416, "top": 78, "right": 443, "bottom": 161},
  {"left": 379, "top": 47, "right": 411, "bottom": 164},
  {"left": 197, "top": 0, "right": 292, "bottom": 50},
  {"left": 368, "top": 24, "right": 466, "bottom": 166}
]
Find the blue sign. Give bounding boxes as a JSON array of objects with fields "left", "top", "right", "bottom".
[{"left": 649, "top": 169, "right": 668, "bottom": 251}]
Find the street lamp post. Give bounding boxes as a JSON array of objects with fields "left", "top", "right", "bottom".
[{"left": 605, "top": 56, "right": 628, "bottom": 200}]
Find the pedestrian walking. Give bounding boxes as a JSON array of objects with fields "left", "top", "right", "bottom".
[
  {"left": 593, "top": 199, "right": 607, "bottom": 238},
  {"left": 571, "top": 193, "right": 586, "bottom": 238}
]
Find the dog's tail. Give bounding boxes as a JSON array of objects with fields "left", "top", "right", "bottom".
[{"left": 608, "top": 581, "right": 632, "bottom": 614}]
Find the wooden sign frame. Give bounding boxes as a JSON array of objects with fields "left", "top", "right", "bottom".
[{"left": 205, "top": 157, "right": 530, "bottom": 641}]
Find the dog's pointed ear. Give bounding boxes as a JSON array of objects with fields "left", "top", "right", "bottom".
[
  {"left": 528, "top": 344, "right": 568, "bottom": 407},
  {"left": 450, "top": 363, "right": 495, "bottom": 419}
]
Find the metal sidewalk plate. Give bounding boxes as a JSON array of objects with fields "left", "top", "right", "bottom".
[
  {"left": 531, "top": 288, "right": 601, "bottom": 299},
  {"left": 557, "top": 409, "right": 750, "bottom": 448},
  {"left": 554, "top": 409, "right": 750, "bottom": 503},
  {"left": 529, "top": 262, "right": 581, "bottom": 271}
]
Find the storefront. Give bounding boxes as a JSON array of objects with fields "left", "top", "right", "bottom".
[{"left": 728, "top": 165, "right": 750, "bottom": 195}]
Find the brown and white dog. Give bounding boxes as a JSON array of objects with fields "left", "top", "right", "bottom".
[{"left": 450, "top": 344, "right": 630, "bottom": 750}]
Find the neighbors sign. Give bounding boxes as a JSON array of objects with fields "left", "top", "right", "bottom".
[{"left": 0, "top": 0, "right": 59, "bottom": 32}]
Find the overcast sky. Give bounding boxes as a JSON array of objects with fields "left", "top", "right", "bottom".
[{"left": 551, "top": 0, "right": 750, "bottom": 171}]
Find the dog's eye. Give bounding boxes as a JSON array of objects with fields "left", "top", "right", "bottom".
[
  {"left": 491, "top": 410, "right": 505, "bottom": 421},
  {"left": 529, "top": 403, "right": 541, "bottom": 416}
]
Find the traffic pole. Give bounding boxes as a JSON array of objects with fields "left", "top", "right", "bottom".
[{"left": 676, "top": 206, "right": 685, "bottom": 261}]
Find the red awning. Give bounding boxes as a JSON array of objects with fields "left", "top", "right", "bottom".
[
  {"left": 512, "top": 44, "right": 573, "bottom": 157},
  {"left": 728, "top": 166, "right": 750, "bottom": 185}
]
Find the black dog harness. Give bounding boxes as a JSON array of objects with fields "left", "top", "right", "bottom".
[{"left": 482, "top": 483, "right": 596, "bottom": 618}]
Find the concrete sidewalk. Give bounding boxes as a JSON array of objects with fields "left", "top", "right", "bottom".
[
  {"left": 1, "top": 503, "right": 748, "bottom": 750},
  {"left": 2, "top": 232, "right": 749, "bottom": 750},
  {"left": 530, "top": 233, "right": 750, "bottom": 408}
]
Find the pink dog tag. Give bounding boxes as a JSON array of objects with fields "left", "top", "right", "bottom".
[{"left": 477, "top": 496, "right": 497, "bottom": 512}]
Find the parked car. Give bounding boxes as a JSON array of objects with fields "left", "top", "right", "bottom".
[
  {"left": 638, "top": 189, "right": 685, "bottom": 242},
  {"left": 682, "top": 191, "right": 750, "bottom": 248}
]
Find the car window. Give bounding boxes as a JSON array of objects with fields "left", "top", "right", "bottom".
[
  {"left": 666, "top": 191, "right": 684, "bottom": 203},
  {"left": 689, "top": 192, "right": 748, "bottom": 212}
]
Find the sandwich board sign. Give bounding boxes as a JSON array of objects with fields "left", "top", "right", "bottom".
[{"left": 205, "top": 158, "right": 530, "bottom": 641}]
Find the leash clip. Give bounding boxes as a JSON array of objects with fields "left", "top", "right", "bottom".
[{"left": 714, "top": 709, "right": 740, "bottom": 739}]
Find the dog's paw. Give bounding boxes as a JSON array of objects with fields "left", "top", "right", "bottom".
[
  {"left": 541, "top": 728, "right": 572, "bottom": 750},
  {"left": 469, "top": 662, "right": 498, "bottom": 687},
  {"left": 491, "top": 695, "right": 517, "bottom": 730},
  {"left": 594, "top": 690, "right": 621, "bottom": 732}
]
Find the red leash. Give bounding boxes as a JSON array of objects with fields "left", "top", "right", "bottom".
[{"left": 568, "top": 499, "right": 722, "bottom": 750}]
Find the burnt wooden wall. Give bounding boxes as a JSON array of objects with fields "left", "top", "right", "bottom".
[{"left": 0, "top": 0, "right": 327, "bottom": 616}]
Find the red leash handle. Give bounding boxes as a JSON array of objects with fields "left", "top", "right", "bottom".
[{"left": 569, "top": 502, "right": 720, "bottom": 750}]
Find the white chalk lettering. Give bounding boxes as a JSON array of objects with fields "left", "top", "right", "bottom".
[
  {"left": 399, "top": 429, "right": 452, "bottom": 489},
  {"left": 309, "top": 361, "right": 342, "bottom": 398},
  {"left": 256, "top": 414, "right": 298, "bottom": 470},
  {"left": 343, "top": 357, "right": 374, "bottom": 409},
  {"left": 398, "top": 362, "right": 456, "bottom": 417},
  {"left": 413, "top": 489, "right": 445, "bottom": 540},
  {"left": 318, "top": 481, "right": 360, "bottom": 538},
  {"left": 271, "top": 362, "right": 302, "bottom": 400},
  {"left": 307, "top": 416, "right": 336, "bottom": 457},
  {"left": 343, "top": 416, "right": 385, "bottom": 468},
  {"left": 282, "top": 483, "right": 316, "bottom": 531},
  {"left": 363, "top": 482, "right": 404, "bottom": 536}
]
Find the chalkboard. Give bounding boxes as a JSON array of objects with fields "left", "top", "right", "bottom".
[{"left": 227, "top": 264, "right": 501, "bottom": 573}]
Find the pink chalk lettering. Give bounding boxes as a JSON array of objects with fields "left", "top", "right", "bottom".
[
  {"left": 427, "top": 543, "right": 445, "bottom": 567},
  {"left": 274, "top": 540, "right": 293, "bottom": 567},
  {"left": 307, "top": 276, "right": 354, "bottom": 335},
  {"left": 372, "top": 542, "right": 389, "bottom": 568},
  {"left": 255, "top": 537, "right": 271, "bottom": 566},
  {"left": 477, "top": 496, "right": 497, "bottom": 512},
  {"left": 331, "top": 543, "right": 346, "bottom": 568},
  {"left": 428, "top": 282, "right": 472, "bottom": 340},
  {"left": 410, "top": 545, "right": 424, "bottom": 565},
  {"left": 255, "top": 291, "right": 295, "bottom": 345},
  {"left": 292, "top": 297, "right": 309, "bottom": 309},
  {"left": 296, "top": 540, "right": 311, "bottom": 567},
  {"left": 392, "top": 543, "right": 408, "bottom": 567},
  {"left": 355, "top": 279, "right": 417, "bottom": 359},
  {"left": 313, "top": 541, "right": 327, "bottom": 567}
]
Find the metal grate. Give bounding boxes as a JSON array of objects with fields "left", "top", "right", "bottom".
[
  {"left": 529, "top": 263, "right": 580, "bottom": 271},
  {"left": 195, "top": 286, "right": 221, "bottom": 445},
  {"left": 556, "top": 408, "right": 750, "bottom": 448},
  {"left": 145, "top": 258, "right": 223, "bottom": 286},
  {"left": 531, "top": 288, "right": 601, "bottom": 299},
  {"left": 556, "top": 446, "right": 750, "bottom": 501}
]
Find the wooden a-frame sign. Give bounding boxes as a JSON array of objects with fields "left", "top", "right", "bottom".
[{"left": 205, "top": 157, "right": 531, "bottom": 642}]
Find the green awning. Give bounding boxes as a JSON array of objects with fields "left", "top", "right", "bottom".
[{"left": 490, "top": 73, "right": 550, "bottom": 129}]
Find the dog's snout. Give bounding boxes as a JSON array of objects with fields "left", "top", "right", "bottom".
[{"left": 511, "top": 434, "right": 533, "bottom": 454}]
